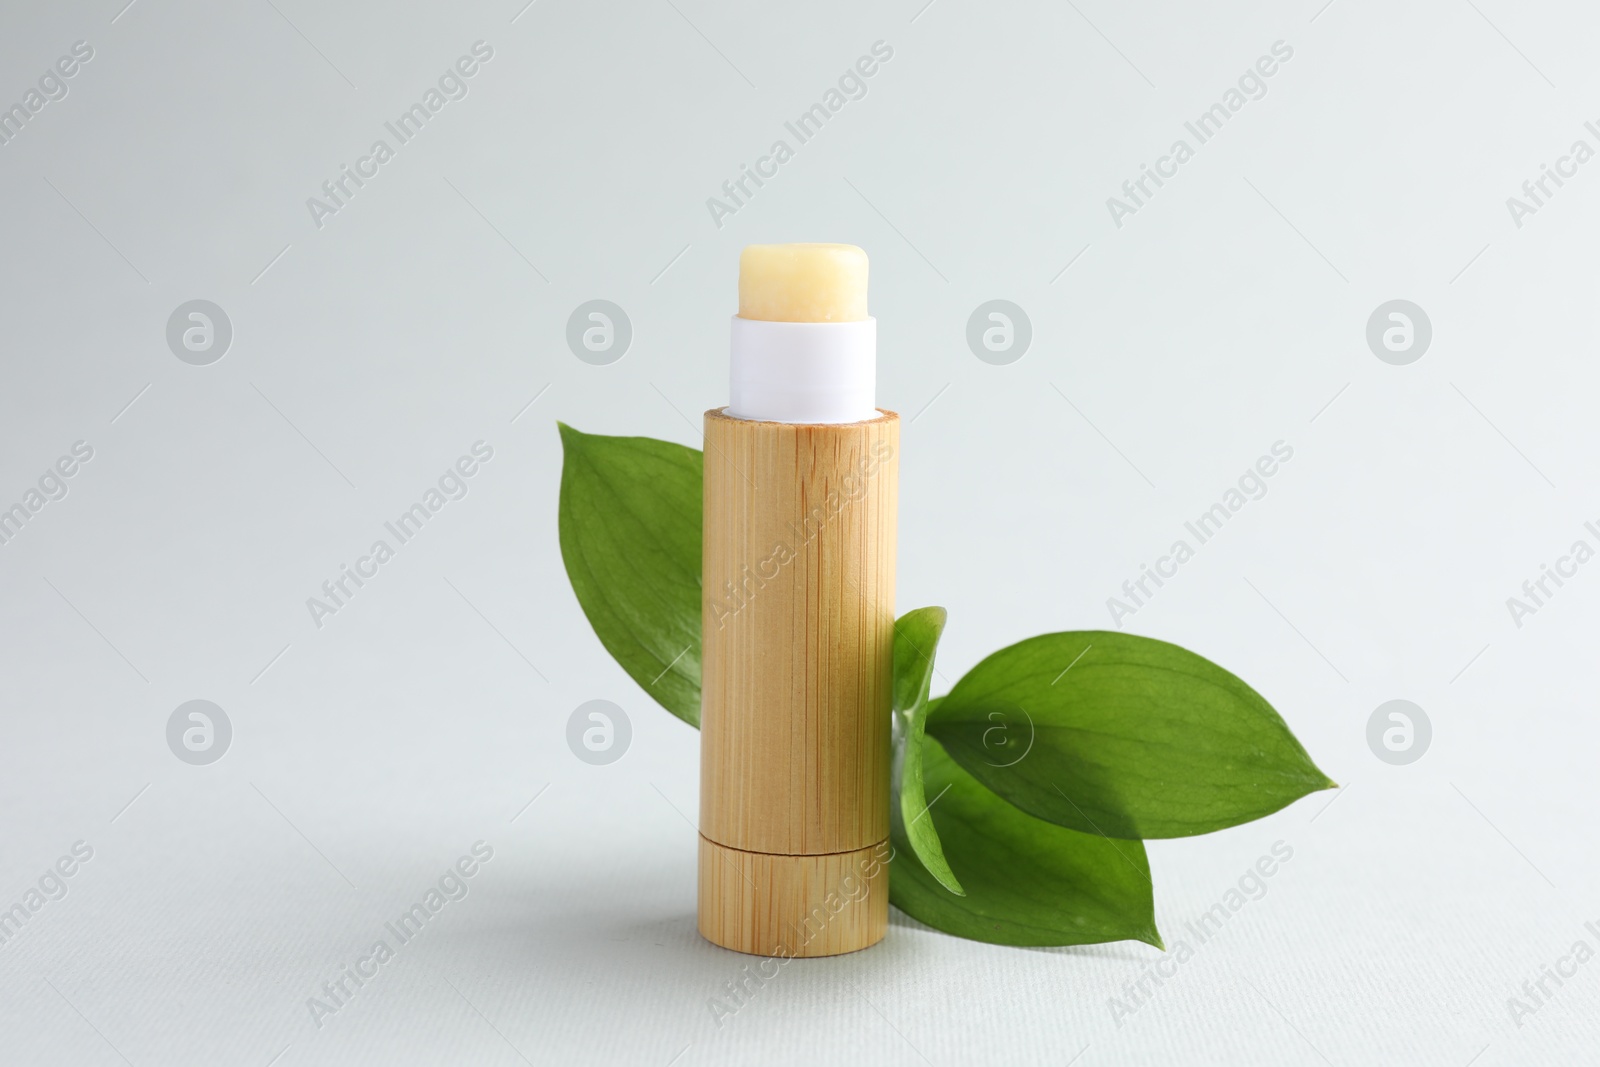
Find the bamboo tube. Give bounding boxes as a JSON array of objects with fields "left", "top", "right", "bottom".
[{"left": 699, "top": 407, "right": 898, "bottom": 956}]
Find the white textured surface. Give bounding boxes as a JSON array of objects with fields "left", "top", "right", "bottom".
[
  {"left": 727, "top": 316, "right": 878, "bottom": 423},
  {"left": 2, "top": 0, "right": 1598, "bottom": 1064}
]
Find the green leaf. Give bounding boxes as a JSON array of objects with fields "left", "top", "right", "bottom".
[
  {"left": 889, "top": 737, "right": 1162, "bottom": 948},
  {"left": 926, "top": 631, "right": 1336, "bottom": 839},
  {"left": 891, "top": 607, "right": 962, "bottom": 895},
  {"left": 557, "top": 423, "right": 702, "bottom": 726}
]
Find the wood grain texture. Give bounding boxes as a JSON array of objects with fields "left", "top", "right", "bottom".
[
  {"left": 699, "top": 408, "right": 898, "bottom": 858},
  {"left": 698, "top": 836, "right": 889, "bottom": 957}
]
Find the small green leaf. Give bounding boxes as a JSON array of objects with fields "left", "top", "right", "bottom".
[
  {"left": 926, "top": 631, "right": 1336, "bottom": 839},
  {"left": 891, "top": 607, "right": 962, "bottom": 895},
  {"left": 890, "top": 738, "right": 1162, "bottom": 948},
  {"left": 557, "top": 424, "right": 702, "bottom": 726}
]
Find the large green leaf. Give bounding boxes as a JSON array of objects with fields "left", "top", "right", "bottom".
[
  {"left": 891, "top": 607, "right": 962, "bottom": 895},
  {"left": 926, "top": 631, "right": 1336, "bottom": 839},
  {"left": 557, "top": 424, "right": 702, "bottom": 726},
  {"left": 889, "top": 737, "right": 1162, "bottom": 948}
]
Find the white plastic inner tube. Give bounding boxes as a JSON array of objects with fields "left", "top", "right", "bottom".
[{"left": 726, "top": 316, "right": 877, "bottom": 425}]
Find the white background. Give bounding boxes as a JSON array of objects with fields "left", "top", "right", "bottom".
[{"left": 1, "top": 0, "right": 1597, "bottom": 1063}]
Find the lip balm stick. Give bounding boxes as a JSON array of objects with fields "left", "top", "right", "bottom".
[{"left": 699, "top": 244, "right": 897, "bottom": 957}]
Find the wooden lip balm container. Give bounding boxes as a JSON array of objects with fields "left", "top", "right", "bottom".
[{"left": 698, "top": 245, "right": 896, "bottom": 957}]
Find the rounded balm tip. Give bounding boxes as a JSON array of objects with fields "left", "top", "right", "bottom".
[{"left": 738, "top": 244, "right": 868, "bottom": 323}]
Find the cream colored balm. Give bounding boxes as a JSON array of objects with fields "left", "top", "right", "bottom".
[
  {"left": 738, "top": 243, "right": 869, "bottom": 323},
  {"left": 699, "top": 244, "right": 897, "bottom": 957}
]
